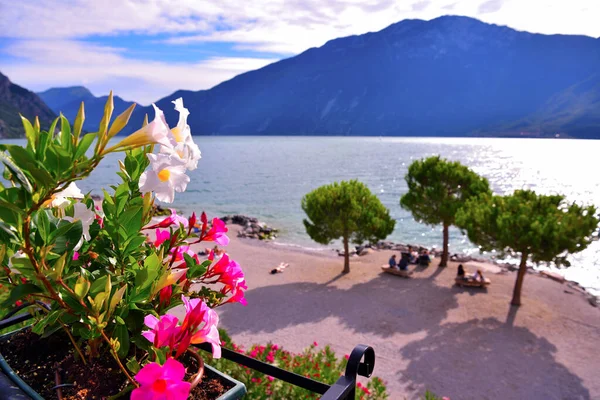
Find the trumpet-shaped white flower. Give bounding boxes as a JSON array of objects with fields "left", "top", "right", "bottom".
[
  {"left": 160, "top": 98, "right": 201, "bottom": 171},
  {"left": 139, "top": 153, "right": 190, "bottom": 203},
  {"left": 50, "top": 182, "right": 84, "bottom": 208},
  {"left": 64, "top": 202, "right": 96, "bottom": 241}
]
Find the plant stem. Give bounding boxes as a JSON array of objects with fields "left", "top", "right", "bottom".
[
  {"left": 100, "top": 330, "right": 138, "bottom": 388},
  {"left": 59, "top": 321, "right": 87, "bottom": 365}
]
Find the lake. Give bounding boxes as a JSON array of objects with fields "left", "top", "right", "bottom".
[{"left": 2, "top": 136, "right": 599, "bottom": 296}]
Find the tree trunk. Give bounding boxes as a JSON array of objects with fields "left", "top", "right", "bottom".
[
  {"left": 440, "top": 223, "right": 449, "bottom": 267},
  {"left": 511, "top": 253, "right": 528, "bottom": 306},
  {"left": 342, "top": 235, "right": 350, "bottom": 274}
]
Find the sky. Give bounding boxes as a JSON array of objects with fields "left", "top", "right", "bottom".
[{"left": 0, "top": 0, "right": 599, "bottom": 104}]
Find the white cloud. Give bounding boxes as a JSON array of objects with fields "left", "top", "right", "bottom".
[
  {"left": 1, "top": 0, "right": 599, "bottom": 102},
  {"left": 1, "top": 40, "right": 277, "bottom": 103}
]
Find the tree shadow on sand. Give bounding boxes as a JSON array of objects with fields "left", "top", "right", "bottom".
[
  {"left": 219, "top": 270, "right": 459, "bottom": 337},
  {"left": 398, "top": 309, "right": 591, "bottom": 400}
]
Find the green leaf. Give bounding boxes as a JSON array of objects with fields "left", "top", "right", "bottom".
[
  {"left": 52, "top": 253, "right": 68, "bottom": 280},
  {"left": 114, "top": 324, "right": 130, "bottom": 358},
  {"left": 119, "top": 206, "right": 143, "bottom": 238},
  {"left": 6, "top": 145, "right": 54, "bottom": 188},
  {"left": 74, "top": 275, "right": 91, "bottom": 299},
  {"left": 109, "top": 285, "right": 127, "bottom": 315},
  {"left": 187, "top": 256, "right": 209, "bottom": 279},
  {"left": 60, "top": 114, "right": 72, "bottom": 152},
  {"left": 20, "top": 115, "right": 36, "bottom": 152},
  {"left": 0, "top": 151, "right": 33, "bottom": 193},
  {"left": 31, "top": 309, "right": 64, "bottom": 335},
  {"left": 3, "top": 283, "right": 43, "bottom": 307},
  {"left": 125, "top": 357, "right": 141, "bottom": 374},
  {"left": 90, "top": 276, "right": 110, "bottom": 296},
  {"left": 74, "top": 133, "right": 96, "bottom": 159},
  {"left": 48, "top": 117, "right": 59, "bottom": 138},
  {"left": 49, "top": 220, "right": 83, "bottom": 253}
]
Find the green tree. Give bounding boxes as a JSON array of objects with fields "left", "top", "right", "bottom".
[
  {"left": 456, "top": 190, "right": 598, "bottom": 306},
  {"left": 400, "top": 156, "right": 491, "bottom": 267},
  {"left": 302, "top": 180, "right": 395, "bottom": 274}
]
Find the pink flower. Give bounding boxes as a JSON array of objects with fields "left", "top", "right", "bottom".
[
  {"left": 272, "top": 344, "right": 279, "bottom": 351},
  {"left": 167, "top": 209, "right": 189, "bottom": 228},
  {"left": 131, "top": 358, "right": 191, "bottom": 400},
  {"left": 148, "top": 209, "right": 189, "bottom": 229},
  {"left": 142, "top": 314, "right": 181, "bottom": 349},
  {"left": 313, "top": 341, "right": 318, "bottom": 347},
  {"left": 203, "top": 218, "right": 229, "bottom": 246},
  {"left": 267, "top": 376, "right": 274, "bottom": 382},
  {"left": 178, "top": 296, "right": 221, "bottom": 358},
  {"left": 72, "top": 252, "right": 79, "bottom": 261},
  {"left": 266, "top": 352, "right": 275, "bottom": 363},
  {"left": 154, "top": 229, "right": 171, "bottom": 247},
  {"left": 203, "top": 254, "right": 247, "bottom": 306}
]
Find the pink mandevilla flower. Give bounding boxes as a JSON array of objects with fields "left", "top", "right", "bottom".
[
  {"left": 142, "top": 297, "right": 221, "bottom": 359},
  {"left": 142, "top": 314, "right": 181, "bottom": 349},
  {"left": 203, "top": 217, "right": 229, "bottom": 246},
  {"left": 181, "top": 296, "right": 222, "bottom": 358},
  {"left": 131, "top": 358, "right": 191, "bottom": 400},
  {"left": 204, "top": 254, "right": 247, "bottom": 306},
  {"left": 154, "top": 229, "right": 171, "bottom": 247}
]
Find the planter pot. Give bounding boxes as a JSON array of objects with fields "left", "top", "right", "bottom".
[{"left": 0, "top": 327, "right": 246, "bottom": 399}]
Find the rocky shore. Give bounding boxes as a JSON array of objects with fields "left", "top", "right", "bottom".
[{"left": 220, "top": 214, "right": 279, "bottom": 241}]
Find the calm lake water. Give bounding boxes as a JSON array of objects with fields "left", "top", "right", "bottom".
[{"left": 2, "top": 136, "right": 599, "bottom": 296}]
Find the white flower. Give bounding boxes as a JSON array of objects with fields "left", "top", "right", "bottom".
[
  {"left": 139, "top": 153, "right": 190, "bottom": 203},
  {"left": 50, "top": 182, "right": 83, "bottom": 208},
  {"left": 64, "top": 202, "right": 96, "bottom": 241},
  {"left": 160, "top": 98, "right": 201, "bottom": 171}
]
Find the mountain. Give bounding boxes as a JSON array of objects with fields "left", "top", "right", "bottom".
[
  {"left": 126, "top": 15, "right": 600, "bottom": 138},
  {"left": 39, "top": 87, "right": 138, "bottom": 133},
  {"left": 0, "top": 72, "right": 56, "bottom": 138}
]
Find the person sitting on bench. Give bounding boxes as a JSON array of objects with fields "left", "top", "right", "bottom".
[
  {"left": 388, "top": 255, "right": 398, "bottom": 270},
  {"left": 472, "top": 269, "right": 485, "bottom": 282},
  {"left": 398, "top": 252, "right": 410, "bottom": 271},
  {"left": 418, "top": 249, "right": 431, "bottom": 266},
  {"left": 457, "top": 264, "right": 468, "bottom": 280}
]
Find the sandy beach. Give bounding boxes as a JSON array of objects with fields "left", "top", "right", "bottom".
[{"left": 198, "top": 228, "right": 600, "bottom": 400}]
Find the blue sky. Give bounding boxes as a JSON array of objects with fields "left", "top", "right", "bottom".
[{"left": 1, "top": 0, "right": 598, "bottom": 104}]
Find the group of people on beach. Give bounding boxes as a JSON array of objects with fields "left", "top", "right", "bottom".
[{"left": 388, "top": 246, "right": 431, "bottom": 271}]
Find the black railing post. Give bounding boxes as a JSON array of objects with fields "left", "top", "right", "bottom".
[{"left": 321, "top": 344, "right": 375, "bottom": 400}]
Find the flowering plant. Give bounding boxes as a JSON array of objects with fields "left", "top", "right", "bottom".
[{"left": 0, "top": 94, "right": 245, "bottom": 398}]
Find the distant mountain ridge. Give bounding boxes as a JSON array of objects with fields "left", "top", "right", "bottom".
[
  {"left": 0, "top": 72, "right": 56, "bottom": 138},
  {"left": 30, "top": 15, "right": 600, "bottom": 139},
  {"left": 38, "top": 87, "right": 137, "bottom": 133},
  {"left": 124, "top": 15, "right": 600, "bottom": 138}
]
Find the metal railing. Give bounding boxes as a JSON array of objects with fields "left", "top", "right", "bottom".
[{"left": 0, "top": 304, "right": 376, "bottom": 399}]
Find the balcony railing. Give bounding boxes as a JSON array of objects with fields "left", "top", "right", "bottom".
[{"left": 0, "top": 303, "right": 376, "bottom": 399}]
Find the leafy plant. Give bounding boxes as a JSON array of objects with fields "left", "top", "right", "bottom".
[
  {"left": 207, "top": 330, "right": 389, "bottom": 399},
  {"left": 0, "top": 95, "right": 246, "bottom": 398},
  {"left": 302, "top": 180, "right": 395, "bottom": 273},
  {"left": 456, "top": 190, "right": 598, "bottom": 306},
  {"left": 400, "top": 156, "right": 491, "bottom": 267}
]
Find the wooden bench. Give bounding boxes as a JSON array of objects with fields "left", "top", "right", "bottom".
[
  {"left": 455, "top": 277, "right": 491, "bottom": 288},
  {"left": 381, "top": 266, "right": 412, "bottom": 278}
]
